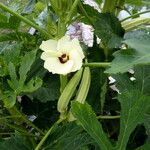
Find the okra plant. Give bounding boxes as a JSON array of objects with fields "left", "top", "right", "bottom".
[{"left": 0, "top": 0, "right": 150, "bottom": 150}]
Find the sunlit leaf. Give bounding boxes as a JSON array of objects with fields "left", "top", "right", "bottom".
[
  {"left": 114, "top": 90, "right": 149, "bottom": 150},
  {"left": 71, "top": 101, "right": 113, "bottom": 150},
  {"left": 19, "top": 50, "right": 37, "bottom": 84},
  {"left": 0, "top": 135, "right": 32, "bottom": 150},
  {"left": 94, "top": 13, "right": 125, "bottom": 48},
  {"left": 106, "top": 33, "right": 150, "bottom": 74},
  {"left": 2, "top": 91, "right": 16, "bottom": 108},
  {"left": 45, "top": 123, "right": 93, "bottom": 150}
]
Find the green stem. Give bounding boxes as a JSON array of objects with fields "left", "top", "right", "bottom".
[
  {"left": 115, "top": 0, "right": 125, "bottom": 15},
  {"left": 35, "top": 119, "right": 63, "bottom": 150},
  {"left": 8, "top": 106, "right": 44, "bottom": 135},
  {"left": 65, "top": 0, "right": 80, "bottom": 24},
  {"left": 102, "top": 0, "right": 117, "bottom": 13},
  {"left": 57, "top": 18, "right": 66, "bottom": 38},
  {"left": 83, "top": 62, "right": 110, "bottom": 68},
  {"left": 0, "top": 2, "right": 52, "bottom": 39},
  {"left": 0, "top": 132, "right": 15, "bottom": 135},
  {"left": 97, "top": 115, "right": 120, "bottom": 119},
  {"left": 0, "top": 115, "right": 21, "bottom": 120},
  {"left": 103, "top": 47, "right": 109, "bottom": 61},
  {"left": 121, "top": 9, "right": 150, "bottom": 22},
  {"left": 60, "top": 75, "right": 68, "bottom": 93},
  {"left": 0, "top": 119, "right": 35, "bottom": 137},
  {"left": 57, "top": 18, "right": 68, "bottom": 92}
]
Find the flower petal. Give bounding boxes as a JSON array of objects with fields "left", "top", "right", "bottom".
[
  {"left": 57, "top": 37, "right": 85, "bottom": 59},
  {"left": 40, "top": 40, "right": 57, "bottom": 52},
  {"left": 69, "top": 49, "right": 83, "bottom": 72},
  {"left": 41, "top": 51, "right": 62, "bottom": 60},
  {"left": 71, "top": 38, "right": 85, "bottom": 59},
  {"left": 44, "top": 57, "right": 74, "bottom": 75},
  {"left": 57, "top": 36, "right": 71, "bottom": 51}
]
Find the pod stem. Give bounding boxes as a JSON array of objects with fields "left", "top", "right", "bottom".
[
  {"left": 83, "top": 62, "right": 110, "bottom": 68},
  {"left": 35, "top": 118, "right": 63, "bottom": 150}
]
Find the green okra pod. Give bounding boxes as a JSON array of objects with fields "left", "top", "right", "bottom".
[
  {"left": 76, "top": 67, "right": 91, "bottom": 103},
  {"left": 68, "top": 67, "right": 91, "bottom": 122},
  {"left": 57, "top": 68, "right": 83, "bottom": 113}
]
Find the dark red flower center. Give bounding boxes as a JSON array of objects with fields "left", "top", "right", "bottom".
[{"left": 58, "top": 54, "right": 69, "bottom": 64}]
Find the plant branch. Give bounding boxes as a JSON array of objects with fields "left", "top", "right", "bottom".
[
  {"left": 97, "top": 115, "right": 120, "bottom": 119},
  {"left": 66, "top": 0, "right": 80, "bottom": 24},
  {"left": 0, "top": 2, "right": 52, "bottom": 39},
  {"left": 102, "top": 0, "right": 117, "bottom": 13},
  {"left": 60, "top": 75, "right": 68, "bottom": 93},
  {"left": 0, "top": 119, "right": 35, "bottom": 137},
  {"left": 83, "top": 62, "right": 110, "bottom": 68},
  {"left": 35, "top": 118, "right": 63, "bottom": 150},
  {"left": 115, "top": 0, "right": 125, "bottom": 15},
  {"left": 121, "top": 9, "right": 150, "bottom": 22}
]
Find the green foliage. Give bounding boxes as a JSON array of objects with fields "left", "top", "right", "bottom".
[
  {"left": 126, "top": 0, "right": 142, "bottom": 6},
  {"left": 30, "top": 74, "right": 60, "bottom": 102},
  {"left": 136, "top": 140, "right": 150, "bottom": 150},
  {"left": 0, "top": 32, "right": 36, "bottom": 42},
  {"left": 106, "top": 31, "right": 150, "bottom": 74},
  {"left": 1, "top": 50, "right": 42, "bottom": 108},
  {"left": 0, "top": 0, "right": 150, "bottom": 149},
  {"left": 0, "top": 15, "right": 20, "bottom": 29},
  {"left": 71, "top": 101, "right": 113, "bottom": 150},
  {"left": 115, "top": 90, "right": 149, "bottom": 150},
  {"left": 45, "top": 123, "right": 93, "bottom": 150},
  {"left": 0, "top": 135, "right": 33, "bottom": 150},
  {"left": 94, "top": 13, "right": 125, "bottom": 48},
  {"left": 112, "top": 66, "right": 150, "bottom": 150},
  {"left": 94, "top": 0, "right": 102, "bottom": 5}
]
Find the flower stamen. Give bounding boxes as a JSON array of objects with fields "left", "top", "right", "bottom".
[{"left": 58, "top": 54, "right": 69, "bottom": 64}]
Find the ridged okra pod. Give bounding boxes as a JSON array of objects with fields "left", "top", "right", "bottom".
[
  {"left": 57, "top": 68, "right": 83, "bottom": 113},
  {"left": 68, "top": 67, "right": 91, "bottom": 121},
  {"left": 76, "top": 67, "right": 91, "bottom": 103}
]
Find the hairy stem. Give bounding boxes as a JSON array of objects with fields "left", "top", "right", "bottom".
[
  {"left": 102, "top": 0, "right": 117, "bottom": 13},
  {"left": 121, "top": 9, "right": 150, "bottom": 22},
  {"left": 60, "top": 75, "right": 68, "bottom": 93},
  {"left": 97, "top": 115, "right": 120, "bottom": 119},
  {"left": 0, "top": 119, "right": 35, "bottom": 137},
  {"left": 35, "top": 119, "right": 63, "bottom": 150},
  {"left": 115, "top": 0, "right": 125, "bottom": 15},
  {"left": 83, "top": 62, "right": 110, "bottom": 68},
  {"left": 65, "top": 0, "right": 80, "bottom": 24}
]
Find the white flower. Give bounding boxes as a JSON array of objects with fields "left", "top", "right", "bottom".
[
  {"left": 40, "top": 36, "right": 85, "bottom": 75},
  {"left": 81, "top": 23, "right": 94, "bottom": 47},
  {"left": 66, "top": 22, "right": 94, "bottom": 47}
]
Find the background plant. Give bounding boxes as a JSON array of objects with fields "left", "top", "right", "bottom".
[{"left": 0, "top": 0, "right": 150, "bottom": 150}]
